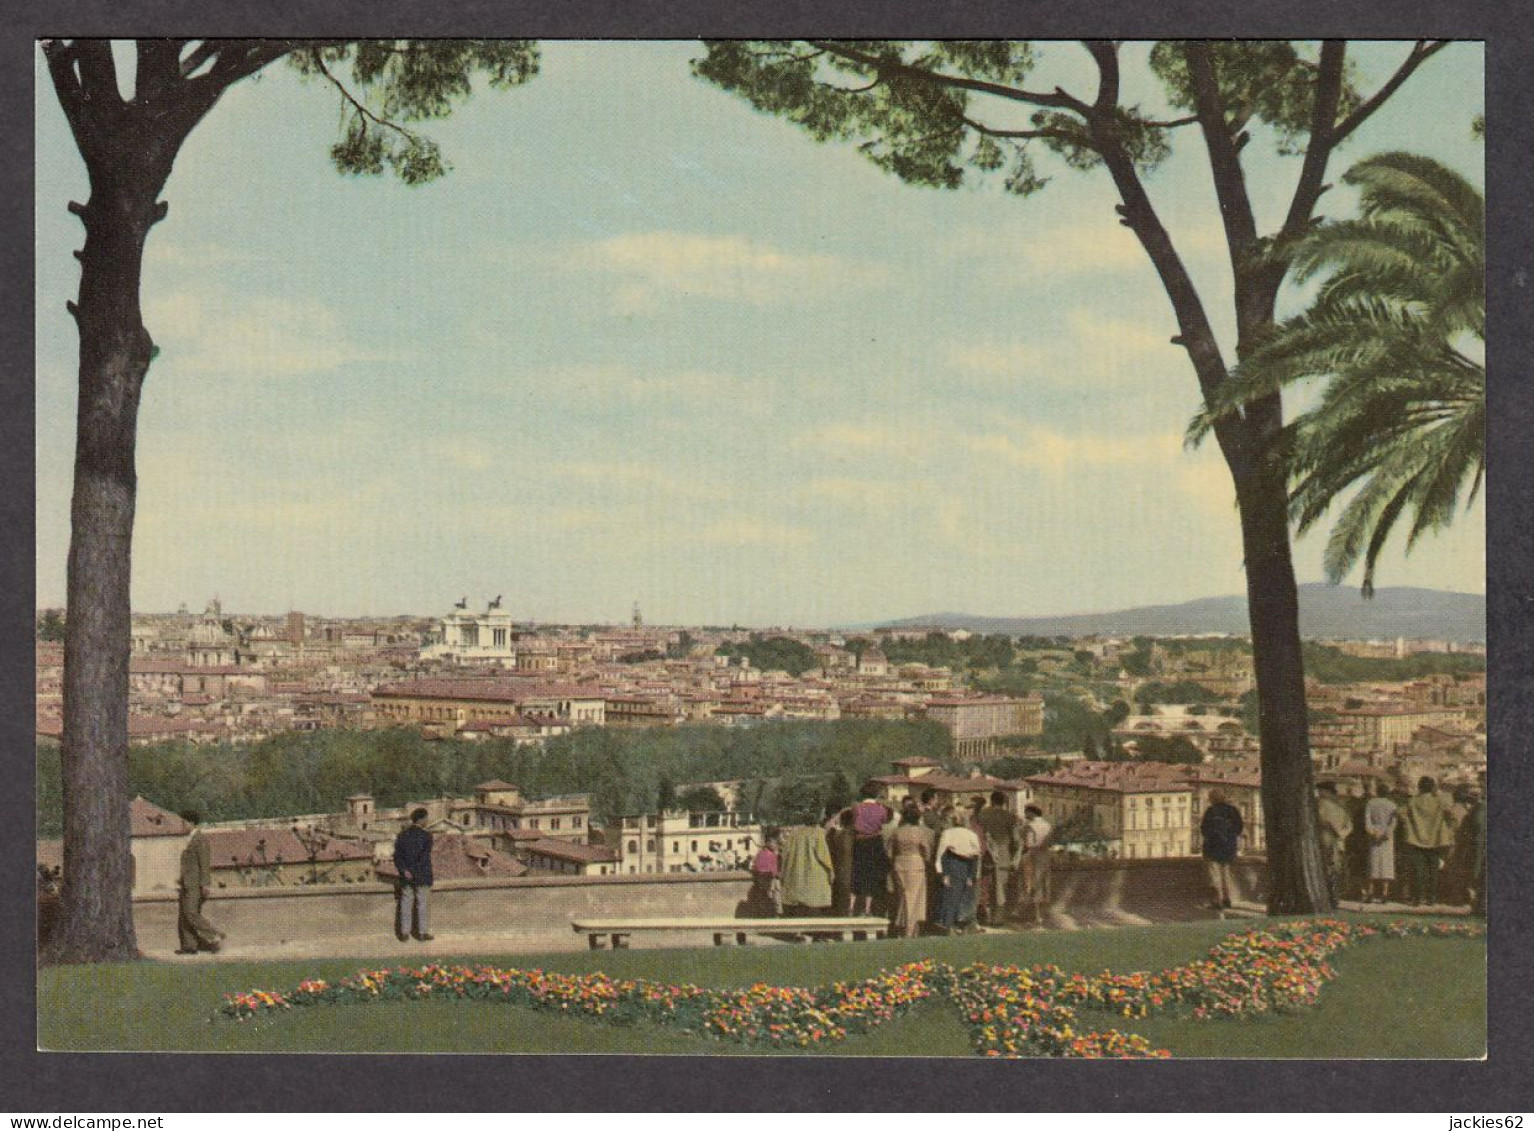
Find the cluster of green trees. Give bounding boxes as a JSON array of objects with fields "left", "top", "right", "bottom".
[
  {"left": 36, "top": 718, "right": 951, "bottom": 836},
  {"left": 1119, "top": 641, "right": 1155, "bottom": 677},
  {"left": 1300, "top": 643, "right": 1485, "bottom": 685},
  {"left": 713, "top": 635, "right": 820, "bottom": 676},
  {"left": 873, "top": 632, "right": 1017, "bottom": 673},
  {"left": 1133, "top": 680, "right": 1226, "bottom": 706}
]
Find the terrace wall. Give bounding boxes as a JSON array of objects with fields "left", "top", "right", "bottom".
[{"left": 40, "top": 856, "right": 1270, "bottom": 955}]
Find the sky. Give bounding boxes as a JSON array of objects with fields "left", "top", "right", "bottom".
[{"left": 35, "top": 41, "right": 1486, "bottom": 626}]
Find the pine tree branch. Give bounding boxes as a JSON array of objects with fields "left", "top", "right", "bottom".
[
  {"left": 806, "top": 40, "right": 1091, "bottom": 116},
  {"left": 1184, "top": 43, "right": 1261, "bottom": 262},
  {"left": 40, "top": 40, "right": 90, "bottom": 143},
  {"left": 958, "top": 113, "right": 1073, "bottom": 143},
  {"left": 1078, "top": 47, "right": 1248, "bottom": 475},
  {"left": 310, "top": 52, "right": 426, "bottom": 145},
  {"left": 179, "top": 39, "right": 220, "bottom": 78},
  {"left": 1278, "top": 40, "right": 1348, "bottom": 247},
  {"left": 1083, "top": 40, "right": 1119, "bottom": 111},
  {"left": 134, "top": 39, "right": 185, "bottom": 104},
  {"left": 72, "top": 40, "right": 119, "bottom": 107},
  {"left": 1333, "top": 40, "right": 1450, "bottom": 144}
]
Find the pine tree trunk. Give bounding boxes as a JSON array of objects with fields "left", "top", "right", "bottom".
[
  {"left": 43, "top": 162, "right": 168, "bottom": 964},
  {"left": 1235, "top": 464, "right": 1334, "bottom": 913}
]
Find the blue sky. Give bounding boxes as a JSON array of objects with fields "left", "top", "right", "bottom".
[{"left": 35, "top": 41, "right": 1485, "bottom": 625}]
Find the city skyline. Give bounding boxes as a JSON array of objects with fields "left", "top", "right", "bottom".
[{"left": 35, "top": 41, "right": 1486, "bottom": 625}]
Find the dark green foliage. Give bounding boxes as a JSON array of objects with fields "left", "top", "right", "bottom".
[
  {"left": 767, "top": 775, "right": 833, "bottom": 826},
  {"left": 288, "top": 41, "right": 540, "bottom": 184},
  {"left": 619, "top": 649, "right": 666, "bottom": 664},
  {"left": 37, "top": 609, "right": 66, "bottom": 642},
  {"left": 1015, "top": 636, "right": 1060, "bottom": 651},
  {"left": 1051, "top": 808, "right": 1112, "bottom": 851},
  {"left": 656, "top": 774, "right": 678, "bottom": 812},
  {"left": 983, "top": 754, "right": 1055, "bottom": 781},
  {"left": 35, "top": 719, "right": 951, "bottom": 835},
  {"left": 1192, "top": 154, "right": 1485, "bottom": 595},
  {"left": 1120, "top": 647, "right": 1153, "bottom": 677},
  {"left": 693, "top": 40, "right": 1173, "bottom": 203},
  {"left": 1126, "top": 735, "right": 1207, "bottom": 764},
  {"left": 1148, "top": 41, "right": 1361, "bottom": 154},
  {"left": 825, "top": 770, "right": 855, "bottom": 813},
  {"left": 1134, "top": 680, "right": 1224, "bottom": 706},
  {"left": 1037, "top": 692, "right": 1116, "bottom": 755},
  {"left": 715, "top": 635, "right": 820, "bottom": 676},
  {"left": 969, "top": 664, "right": 1038, "bottom": 697},
  {"left": 1301, "top": 642, "right": 1485, "bottom": 685},
  {"left": 1239, "top": 689, "right": 1263, "bottom": 736},
  {"left": 676, "top": 785, "right": 728, "bottom": 812},
  {"left": 878, "top": 632, "right": 1015, "bottom": 672},
  {"left": 1156, "top": 637, "right": 1252, "bottom": 656}
]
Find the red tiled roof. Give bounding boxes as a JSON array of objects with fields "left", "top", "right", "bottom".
[
  {"left": 372, "top": 679, "right": 600, "bottom": 702},
  {"left": 1026, "top": 760, "right": 1197, "bottom": 795},
  {"left": 204, "top": 828, "right": 373, "bottom": 868},
  {"left": 377, "top": 834, "right": 528, "bottom": 881},
  {"left": 130, "top": 796, "right": 191, "bottom": 838},
  {"left": 521, "top": 838, "right": 618, "bottom": 865}
]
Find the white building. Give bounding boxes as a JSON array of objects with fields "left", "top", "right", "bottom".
[
  {"left": 608, "top": 810, "right": 761, "bottom": 876},
  {"left": 421, "top": 597, "right": 517, "bottom": 665}
]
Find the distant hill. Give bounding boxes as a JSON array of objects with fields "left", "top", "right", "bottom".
[{"left": 878, "top": 585, "right": 1485, "bottom": 643}]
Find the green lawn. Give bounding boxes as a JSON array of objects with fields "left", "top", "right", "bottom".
[{"left": 37, "top": 914, "right": 1484, "bottom": 1057}]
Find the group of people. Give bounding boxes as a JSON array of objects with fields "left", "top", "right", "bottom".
[
  {"left": 1317, "top": 776, "right": 1485, "bottom": 911},
  {"left": 1199, "top": 775, "right": 1487, "bottom": 914},
  {"left": 749, "top": 786, "right": 1054, "bottom": 937}
]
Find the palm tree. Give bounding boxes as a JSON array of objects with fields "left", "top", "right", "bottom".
[{"left": 1192, "top": 151, "right": 1484, "bottom": 596}]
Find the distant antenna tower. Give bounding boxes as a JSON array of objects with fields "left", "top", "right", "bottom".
[{"left": 632, "top": 601, "right": 643, "bottom": 629}]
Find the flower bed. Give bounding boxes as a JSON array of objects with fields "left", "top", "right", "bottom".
[{"left": 219, "top": 919, "right": 1483, "bottom": 1057}]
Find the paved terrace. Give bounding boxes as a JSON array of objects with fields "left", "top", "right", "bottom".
[{"left": 50, "top": 858, "right": 1468, "bottom": 964}]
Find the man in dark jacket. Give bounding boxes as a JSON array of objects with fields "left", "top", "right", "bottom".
[
  {"left": 1199, "top": 789, "right": 1244, "bottom": 910},
  {"left": 176, "top": 810, "right": 224, "bottom": 954},
  {"left": 393, "top": 807, "right": 435, "bottom": 941}
]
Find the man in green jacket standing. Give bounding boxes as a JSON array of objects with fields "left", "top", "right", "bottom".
[
  {"left": 176, "top": 810, "right": 224, "bottom": 954},
  {"left": 1399, "top": 776, "right": 1456, "bottom": 907}
]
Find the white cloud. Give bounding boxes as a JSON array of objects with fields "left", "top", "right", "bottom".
[
  {"left": 697, "top": 518, "right": 815, "bottom": 548},
  {"left": 796, "top": 476, "right": 908, "bottom": 512},
  {"left": 1173, "top": 456, "right": 1238, "bottom": 514},
  {"left": 525, "top": 362, "right": 768, "bottom": 409},
  {"left": 145, "top": 240, "right": 267, "bottom": 269},
  {"left": 965, "top": 425, "right": 1182, "bottom": 474},
  {"left": 947, "top": 309, "right": 1180, "bottom": 388},
  {"left": 566, "top": 231, "right": 890, "bottom": 313},
  {"left": 793, "top": 421, "right": 928, "bottom": 459},
  {"left": 946, "top": 341, "right": 1048, "bottom": 380},
  {"left": 545, "top": 459, "right": 729, "bottom": 503},
  {"left": 948, "top": 215, "right": 1228, "bottom": 278},
  {"left": 143, "top": 289, "right": 393, "bottom": 377}
]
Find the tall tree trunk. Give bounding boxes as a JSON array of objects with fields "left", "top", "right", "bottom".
[
  {"left": 44, "top": 159, "right": 169, "bottom": 964},
  {"left": 1235, "top": 463, "right": 1334, "bottom": 913},
  {"left": 1092, "top": 119, "right": 1335, "bottom": 916}
]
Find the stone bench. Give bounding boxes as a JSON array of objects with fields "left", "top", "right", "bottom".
[{"left": 571, "top": 915, "right": 890, "bottom": 950}]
